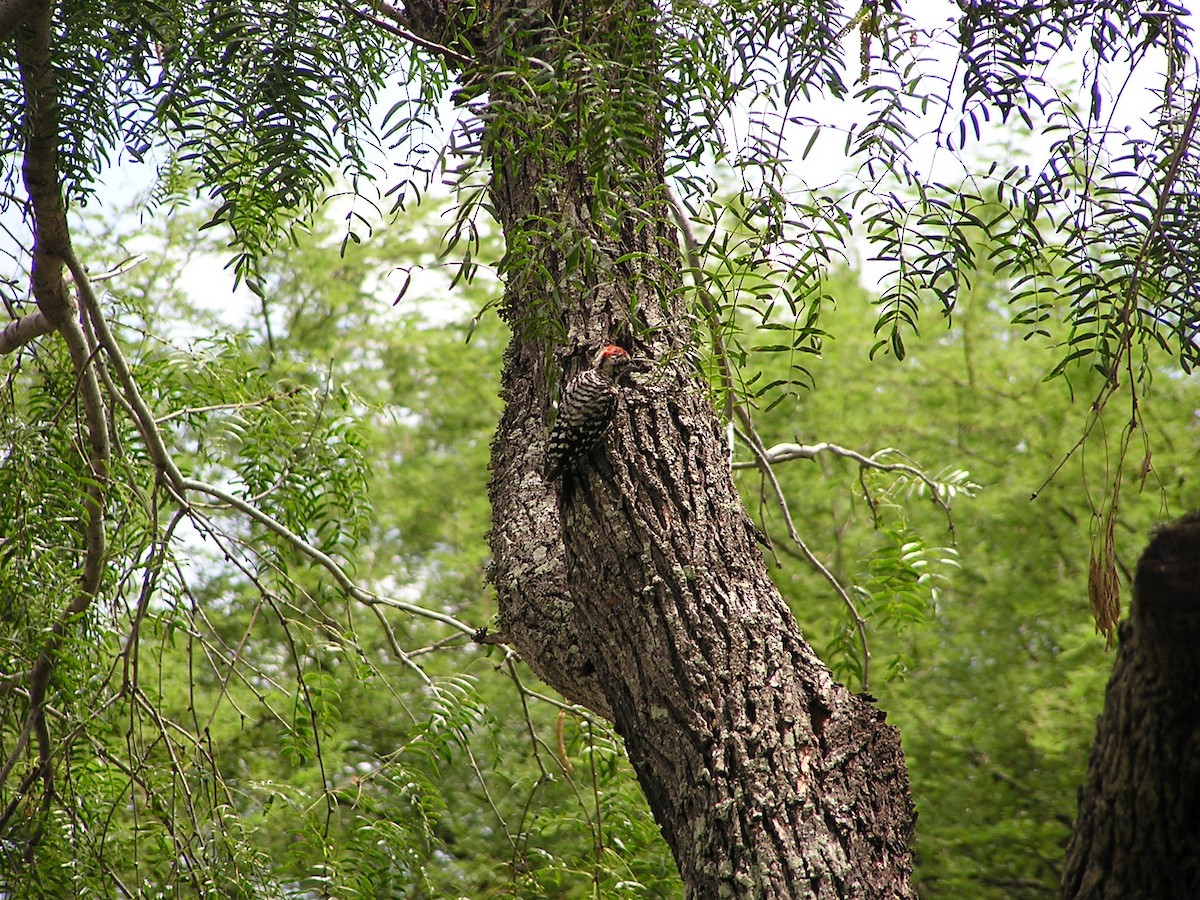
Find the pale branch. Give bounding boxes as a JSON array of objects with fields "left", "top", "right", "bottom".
[
  {"left": 673, "top": 193, "right": 896, "bottom": 677},
  {"left": 0, "top": 669, "right": 31, "bottom": 696},
  {"left": 460, "top": 733, "right": 520, "bottom": 855},
  {"left": 0, "top": 309, "right": 54, "bottom": 354},
  {"left": 734, "top": 422, "right": 873, "bottom": 690},
  {"left": 119, "top": 505, "right": 186, "bottom": 692},
  {"left": 506, "top": 654, "right": 550, "bottom": 779},
  {"left": 707, "top": 328, "right": 878, "bottom": 686},
  {"left": 85, "top": 253, "right": 148, "bottom": 284},
  {"left": 673, "top": 183, "right": 878, "bottom": 680},
  {"left": 407, "top": 631, "right": 473, "bottom": 657},
  {"left": 734, "top": 439, "right": 959, "bottom": 534},
  {"left": 153, "top": 390, "right": 304, "bottom": 424},
  {"left": 180, "top": 486, "right": 468, "bottom": 707}
]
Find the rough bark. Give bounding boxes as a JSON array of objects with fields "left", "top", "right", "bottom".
[
  {"left": 1060, "top": 511, "right": 1200, "bottom": 899},
  {"left": 4, "top": 0, "right": 111, "bottom": 861},
  {"left": 0, "top": 0, "right": 37, "bottom": 42},
  {"left": 406, "top": 1, "right": 916, "bottom": 896}
]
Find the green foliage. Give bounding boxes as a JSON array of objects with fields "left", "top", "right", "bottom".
[
  {"left": 3, "top": 0, "right": 1199, "bottom": 896},
  {"left": 2, "top": 195, "right": 680, "bottom": 897},
  {"left": 665, "top": 1, "right": 1198, "bottom": 425},
  {"left": 737, "top": 263, "right": 1199, "bottom": 897},
  {"left": 1, "top": 1, "right": 402, "bottom": 287}
]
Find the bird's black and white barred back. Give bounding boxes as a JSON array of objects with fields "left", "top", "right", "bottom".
[{"left": 543, "top": 344, "right": 631, "bottom": 482}]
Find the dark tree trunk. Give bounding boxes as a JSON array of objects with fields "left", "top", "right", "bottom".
[
  {"left": 1061, "top": 511, "right": 1200, "bottom": 899},
  {"left": 404, "top": 1, "right": 916, "bottom": 896}
]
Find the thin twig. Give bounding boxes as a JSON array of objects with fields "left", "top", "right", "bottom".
[
  {"left": 153, "top": 391, "right": 303, "bottom": 424},
  {"left": 180, "top": 477, "right": 478, "bottom": 636}
]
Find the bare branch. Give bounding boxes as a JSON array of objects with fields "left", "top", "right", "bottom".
[
  {"left": 734, "top": 440, "right": 960, "bottom": 535},
  {"left": 0, "top": 309, "right": 54, "bottom": 354},
  {"left": 179, "top": 476, "right": 478, "bottom": 637},
  {"left": 86, "top": 253, "right": 148, "bottom": 284},
  {"left": 153, "top": 390, "right": 303, "bottom": 425}
]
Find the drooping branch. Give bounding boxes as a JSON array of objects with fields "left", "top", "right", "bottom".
[
  {"left": 9, "top": 0, "right": 112, "bottom": 846},
  {"left": 65, "top": 245, "right": 188, "bottom": 497},
  {"left": 69, "top": 251, "right": 491, "bottom": 643}
]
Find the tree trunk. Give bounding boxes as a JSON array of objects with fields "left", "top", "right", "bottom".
[
  {"left": 405, "top": 2, "right": 916, "bottom": 895},
  {"left": 1061, "top": 511, "right": 1200, "bottom": 899}
]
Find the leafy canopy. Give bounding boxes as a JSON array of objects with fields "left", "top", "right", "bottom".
[{"left": 2, "top": 0, "right": 1199, "bottom": 895}]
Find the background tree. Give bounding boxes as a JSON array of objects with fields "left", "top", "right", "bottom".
[
  {"left": 1060, "top": 512, "right": 1200, "bottom": 899},
  {"left": 1, "top": 0, "right": 1198, "bottom": 897}
]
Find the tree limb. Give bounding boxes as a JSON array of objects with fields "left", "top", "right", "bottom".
[
  {"left": 734, "top": 423, "right": 873, "bottom": 690},
  {"left": 68, "top": 254, "right": 492, "bottom": 644},
  {"left": 179, "top": 476, "right": 478, "bottom": 637},
  {"left": 0, "top": 309, "right": 54, "bottom": 354},
  {"left": 15, "top": 0, "right": 73, "bottom": 328},
  {"left": 0, "top": 0, "right": 37, "bottom": 41},
  {"left": 11, "top": 0, "right": 112, "bottom": 843}
]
